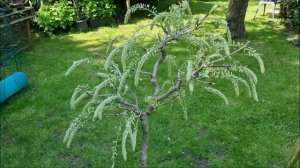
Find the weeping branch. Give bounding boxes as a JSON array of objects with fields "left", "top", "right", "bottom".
[{"left": 210, "top": 41, "right": 250, "bottom": 64}]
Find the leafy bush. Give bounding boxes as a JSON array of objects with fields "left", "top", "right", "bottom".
[
  {"left": 0, "top": 0, "right": 8, "bottom": 8},
  {"left": 281, "top": 0, "right": 300, "bottom": 31},
  {"left": 81, "top": 0, "right": 115, "bottom": 19},
  {"left": 35, "top": 1, "right": 75, "bottom": 32},
  {"left": 101, "top": 0, "right": 116, "bottom": 17}
]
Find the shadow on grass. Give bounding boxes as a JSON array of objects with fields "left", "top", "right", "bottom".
[{"left": 0, "top": 29, "right": 119, "bottom": 167}]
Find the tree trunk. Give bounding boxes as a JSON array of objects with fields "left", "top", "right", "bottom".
[
  {"left": 140, "top": 113, "right": 149, "bottom": 168},
  {"left": 226, "top": 0, "right": 249, "bottom": 38},
  {"left": 126, "top": 0, "right": 131, "bottom": 21}
]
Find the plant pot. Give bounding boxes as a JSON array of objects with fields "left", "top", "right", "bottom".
[
  {"left": 280, "top": 4, "right": 288, "bottom": 18},
  {"left": 88, "top": 18, "right": 101, "bottom": 28},
  {"left": 101, "top": 17, "right": 112, "bottom": 26},
  {"left": 75, "top": 19, "right": 88, "bottom": 31}
]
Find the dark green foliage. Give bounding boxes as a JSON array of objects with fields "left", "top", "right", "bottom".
[
  {"left": 0, "top": 0, "right": 8, "bottom": 8},
  {"left": 81, "top": 0, "right": 115, "bottom": 19},
  {"left": 113, "top": 0, "right": 160, "bottom": 20},
  {"left": 281, "top": 0, "right": 300, "bottom": 31},
  {"left": 35, "top": 0, "right": 116, "bottom": 32},
  {"left": 0, "top": 0, "right": 10, "bottom": 9},
  {"left": 35, "top": 1, "right": 75, "bottom": 33}
]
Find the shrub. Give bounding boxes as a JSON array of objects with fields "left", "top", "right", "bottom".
[
  {"left": 35, "top": 1, "right": 75, "bottom": 32},
  {"left": 281, "top": 0, "right": 300, "bottom": 31},
  {"left": 81, "top": 0, "right": 115, "bottom": 19},
  {"left": 101, "top": 0, "right": 116, "bottom": 18},
  {"left": 0, "top": 0, "right": 9, "bottom": 8}
]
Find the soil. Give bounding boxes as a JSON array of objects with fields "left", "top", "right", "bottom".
[{"left": 197, "top": 126, "right": 208, "bottom": 138}]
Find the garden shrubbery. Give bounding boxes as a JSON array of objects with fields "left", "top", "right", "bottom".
[
  {"left": 0, "top": 0, "right": 8, "bottom": 8},
  {"left": 35, "top": 1, "right": 75, "bottom": 32},
  {"left": 281, "top": 0, "right": 300, "bottom": 31},
  {"left": 35, "top": 0, "right": 116, "bottom": 33},
  {"left": 82, "top": 0, "right": 115, "bottom": 19},
  {"left": 34, "top": 0, "right": 161, "bottom": 33}
]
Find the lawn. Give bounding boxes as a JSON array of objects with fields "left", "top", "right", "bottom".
[{"left": 0, "top": 0, "right": 299, "bottom": 167}]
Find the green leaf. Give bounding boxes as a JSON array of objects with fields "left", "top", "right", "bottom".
[
  {"left": 204, "top": 86, "right": 229, "bottom": 105},
  {"left": 186, "top": 60, "right": 193, "bottom": 82}
]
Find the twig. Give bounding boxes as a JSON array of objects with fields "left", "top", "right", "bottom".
[
  {"left": 210, "top": 41, "right": 250, "bottom": 64},
  {"left": 207, "top": 65, "right": 231, "bottom": 68},
  {"left": 154, "top": 94, "right": 180, "bottom": 109},
  {"left": 156, "top": 70, "right": 183, "bottom": 101},
  {"left": 117, "top": 98, "right": 141, "bottom": 116},
  {"left": 140, "top": 71, "right": 152, "bottom": 77},
  {"left": 151, "top": 47, "right": 167, "bottom": 97},
  {"left": 156, "top": 79, "right": 183, "bottom": 101}
]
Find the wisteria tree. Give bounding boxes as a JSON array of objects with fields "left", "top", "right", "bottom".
[{"left": 63, "top": 1, "right": 265, "bottom": 168}]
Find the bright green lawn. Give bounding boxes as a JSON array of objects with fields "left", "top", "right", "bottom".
[{"left": 1, "top": 0, "right": 299, "bottom": 167}]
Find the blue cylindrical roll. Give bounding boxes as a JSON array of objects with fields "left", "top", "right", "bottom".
[{"left": 0, "top": 72, "right": 28, "bottom": 103}]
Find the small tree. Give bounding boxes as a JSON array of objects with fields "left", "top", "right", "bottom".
[{"left": 64, "top": 1, "right": 265, "bottom": 168}]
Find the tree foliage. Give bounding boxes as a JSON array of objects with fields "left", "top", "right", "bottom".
[
  {"left": 281, "top": 0, "right": 300, "bottom": 31},
  {"left": 35, "top": 1, "right": 75, "bottom": 32},
  {"left": 64, "top": 1, "right": 264, "bottom": 167}
]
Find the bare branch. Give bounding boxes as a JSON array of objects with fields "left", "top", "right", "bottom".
[
  {"left": 154, "top": 94, "right": 180, "bottom": 109},
  {"left": 128, "top": 87, "right": 140, "bottom": 108},
  {"left": 151, "top": 47, "right": 167, "bottom": 97},
  {"left": 207, "top": 65, "right": 231, "bottom": 68},
  {"left": 195, "top": 11, "right": 211, "bottom": 29},
  {"left": 117, "top": 98, "right": 141, "bottom": 116},
  {"left": 155, "top": 69, "right": 184, "bottom": 102},
  {"left": 156, "top": 79, "right": 183, "bottom": 101}
]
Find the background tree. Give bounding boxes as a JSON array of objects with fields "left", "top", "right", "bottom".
[
  {"left": 227, "top": 0, "right": 250, "bottom": 38},
  {"left": 126, "top": 0, "right": 131, "bottom": 20},
  {"left": 64, "top": 1, "right": 264, "bottom": 168}
]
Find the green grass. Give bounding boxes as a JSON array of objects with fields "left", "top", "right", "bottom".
[{"left": 1, "top": 0, "right": 299, "bottom": 167}]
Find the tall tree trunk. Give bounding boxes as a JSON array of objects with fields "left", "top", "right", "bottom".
[
  {"left": 126, "top": 0, "right": 131, "bottom": 21},
  {"left": 140, "top": 113, "right": 149, "bottom": 168},
  {"left": 226, "top": 0, "right": 249, "bottom": 38}
]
